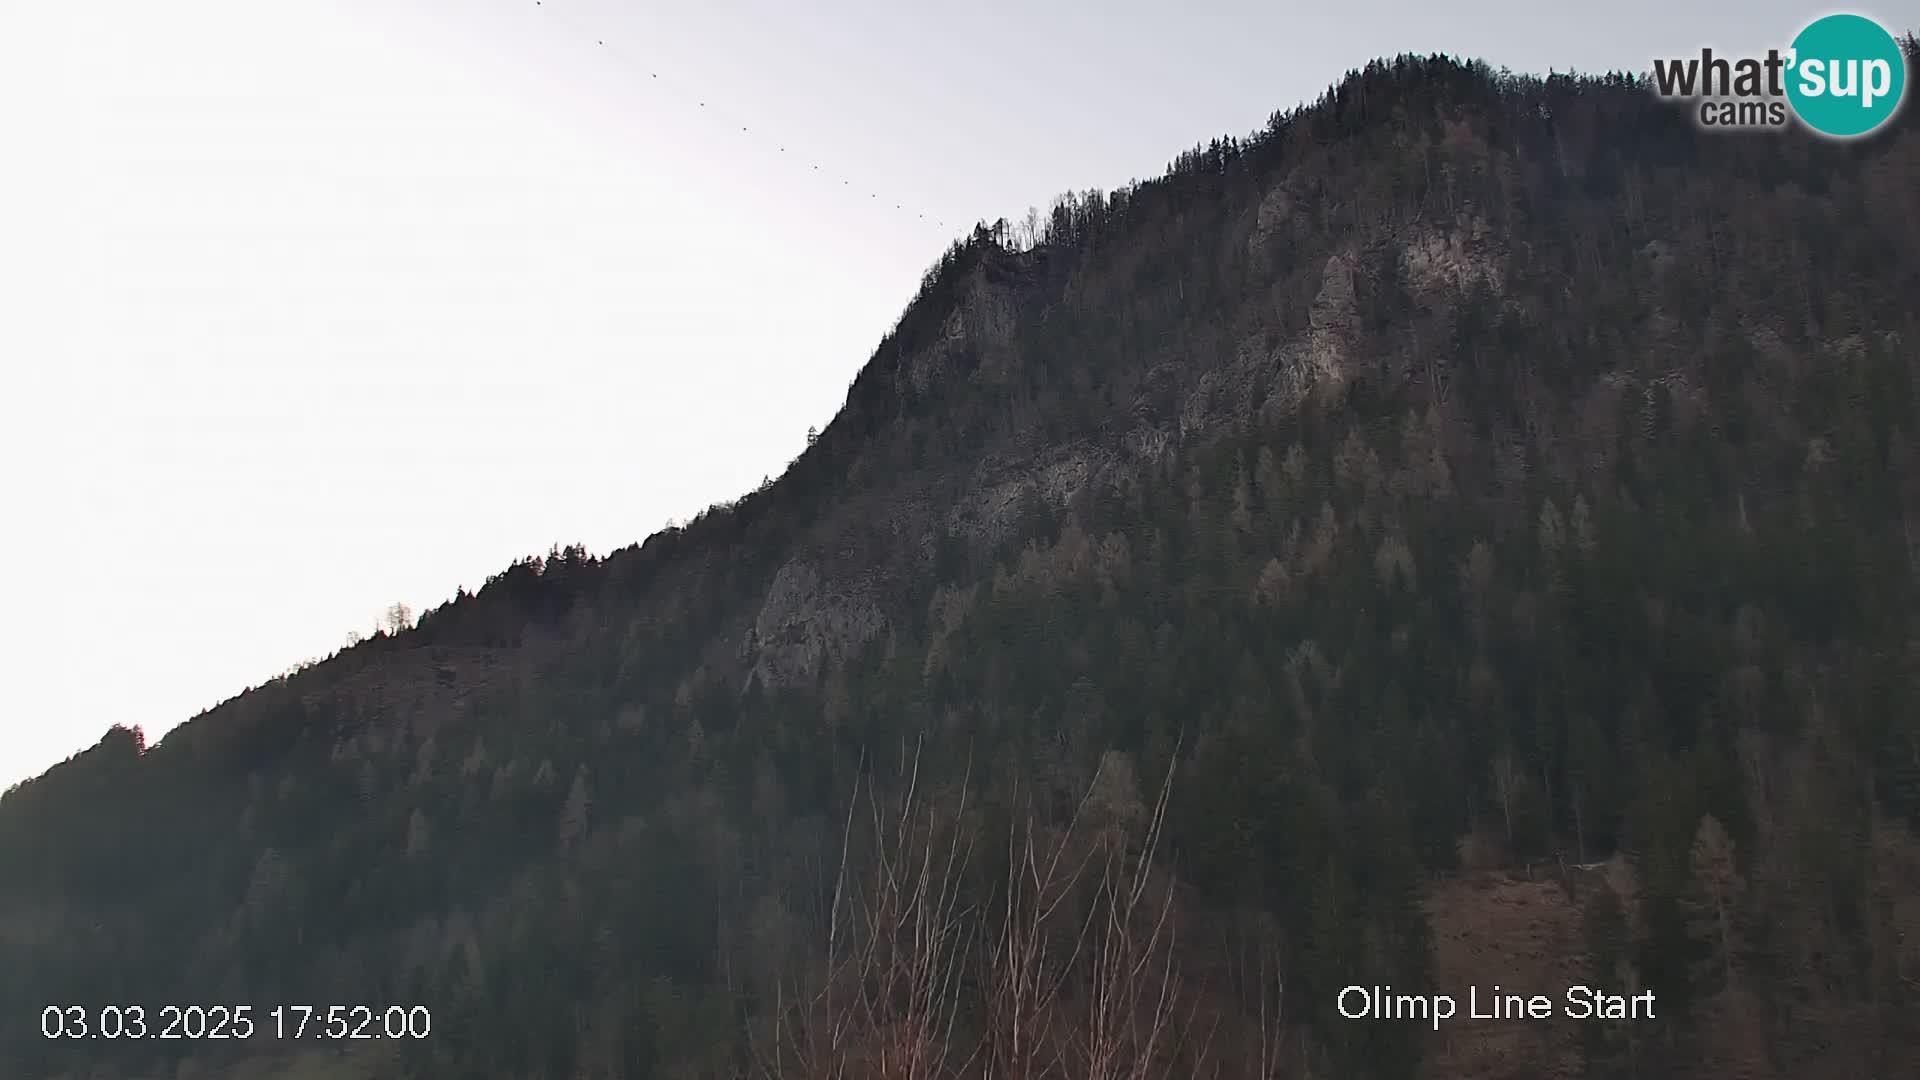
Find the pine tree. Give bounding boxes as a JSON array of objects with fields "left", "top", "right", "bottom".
[
  {"left": 406, "top": 808, "right": 432, "bottom": 858},
  {"left": 1686, "top": 814, "right": 1742, "bottom": 992},
  {"left": 560, "top": 769, "right": 592, "bottom": 851},
  {"left": 1582, "top": 882, "right": 1639, "bottom": 1076}
]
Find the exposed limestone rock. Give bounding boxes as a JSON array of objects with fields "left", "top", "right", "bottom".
[
  {"left": 902, "top": 268, "right": 1021, "bottom": 396},
  {"left": 921, "top": 582, "right": 979, "bottom": 677},
  {"left": 1124, "top": 424, "right": 1173, "bottom": 464},
  {"left": 1263, "top": 251, "right": 1357, "bottom": 416},
  {"left": 1247, "top": 184, "right": 1294, "bottom": 259},
  {"left": 1035, "top": 455, "right": 1096, "bottom": 503},
  {"left": 1179, "top": 370, "right": 1220, "bottom": 439},
  {"left": 1305, "top": 250, "right": 1359, "bottom": 372},
  {"left": 943, "top": 448, "right": 1114, "bottom": 549},
  {"left": 1400, "top": 222, "right": 1505, "bottom": 296},
  {"left": 745, "top": 560, "right": 885, "bottom": 690}
]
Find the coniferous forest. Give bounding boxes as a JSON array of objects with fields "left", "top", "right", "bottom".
[{"left": 5, "top": 46, "right": 1920, "bottom": 1079}]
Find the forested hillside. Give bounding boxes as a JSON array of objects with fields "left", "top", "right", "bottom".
[{"left": 5, "top": 46, "right": 1920, "bottom": 1080}]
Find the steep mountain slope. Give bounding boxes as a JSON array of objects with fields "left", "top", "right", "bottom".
[{"left": 6, "top": 50, "right": 1920, "bottom": 1080}]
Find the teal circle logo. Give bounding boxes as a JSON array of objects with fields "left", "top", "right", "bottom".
[{"left": 1785, "top": 14, "right": 1907, "bottom": 137}]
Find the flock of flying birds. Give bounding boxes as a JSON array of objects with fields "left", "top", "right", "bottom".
[{"left": 532, "top": 0, "right": 953, "bottom": 231}]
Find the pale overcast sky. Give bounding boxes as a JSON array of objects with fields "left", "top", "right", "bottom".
[{"left": 0, "top": 1, "right": 1851, "bottom": 788}]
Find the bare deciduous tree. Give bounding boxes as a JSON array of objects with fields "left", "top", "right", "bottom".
[
  {"left": 1490, "top": 747, "right": 1524, "bottom": 851},
  {"left": 753, "top": 741, "right": 976, "bottom": 1080},
  {"left": 385, "top": 601, "right": 413, "bottom": 635},
  {"left": 753, "top": 739, "right": 1219, "bottom": 1080}
]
